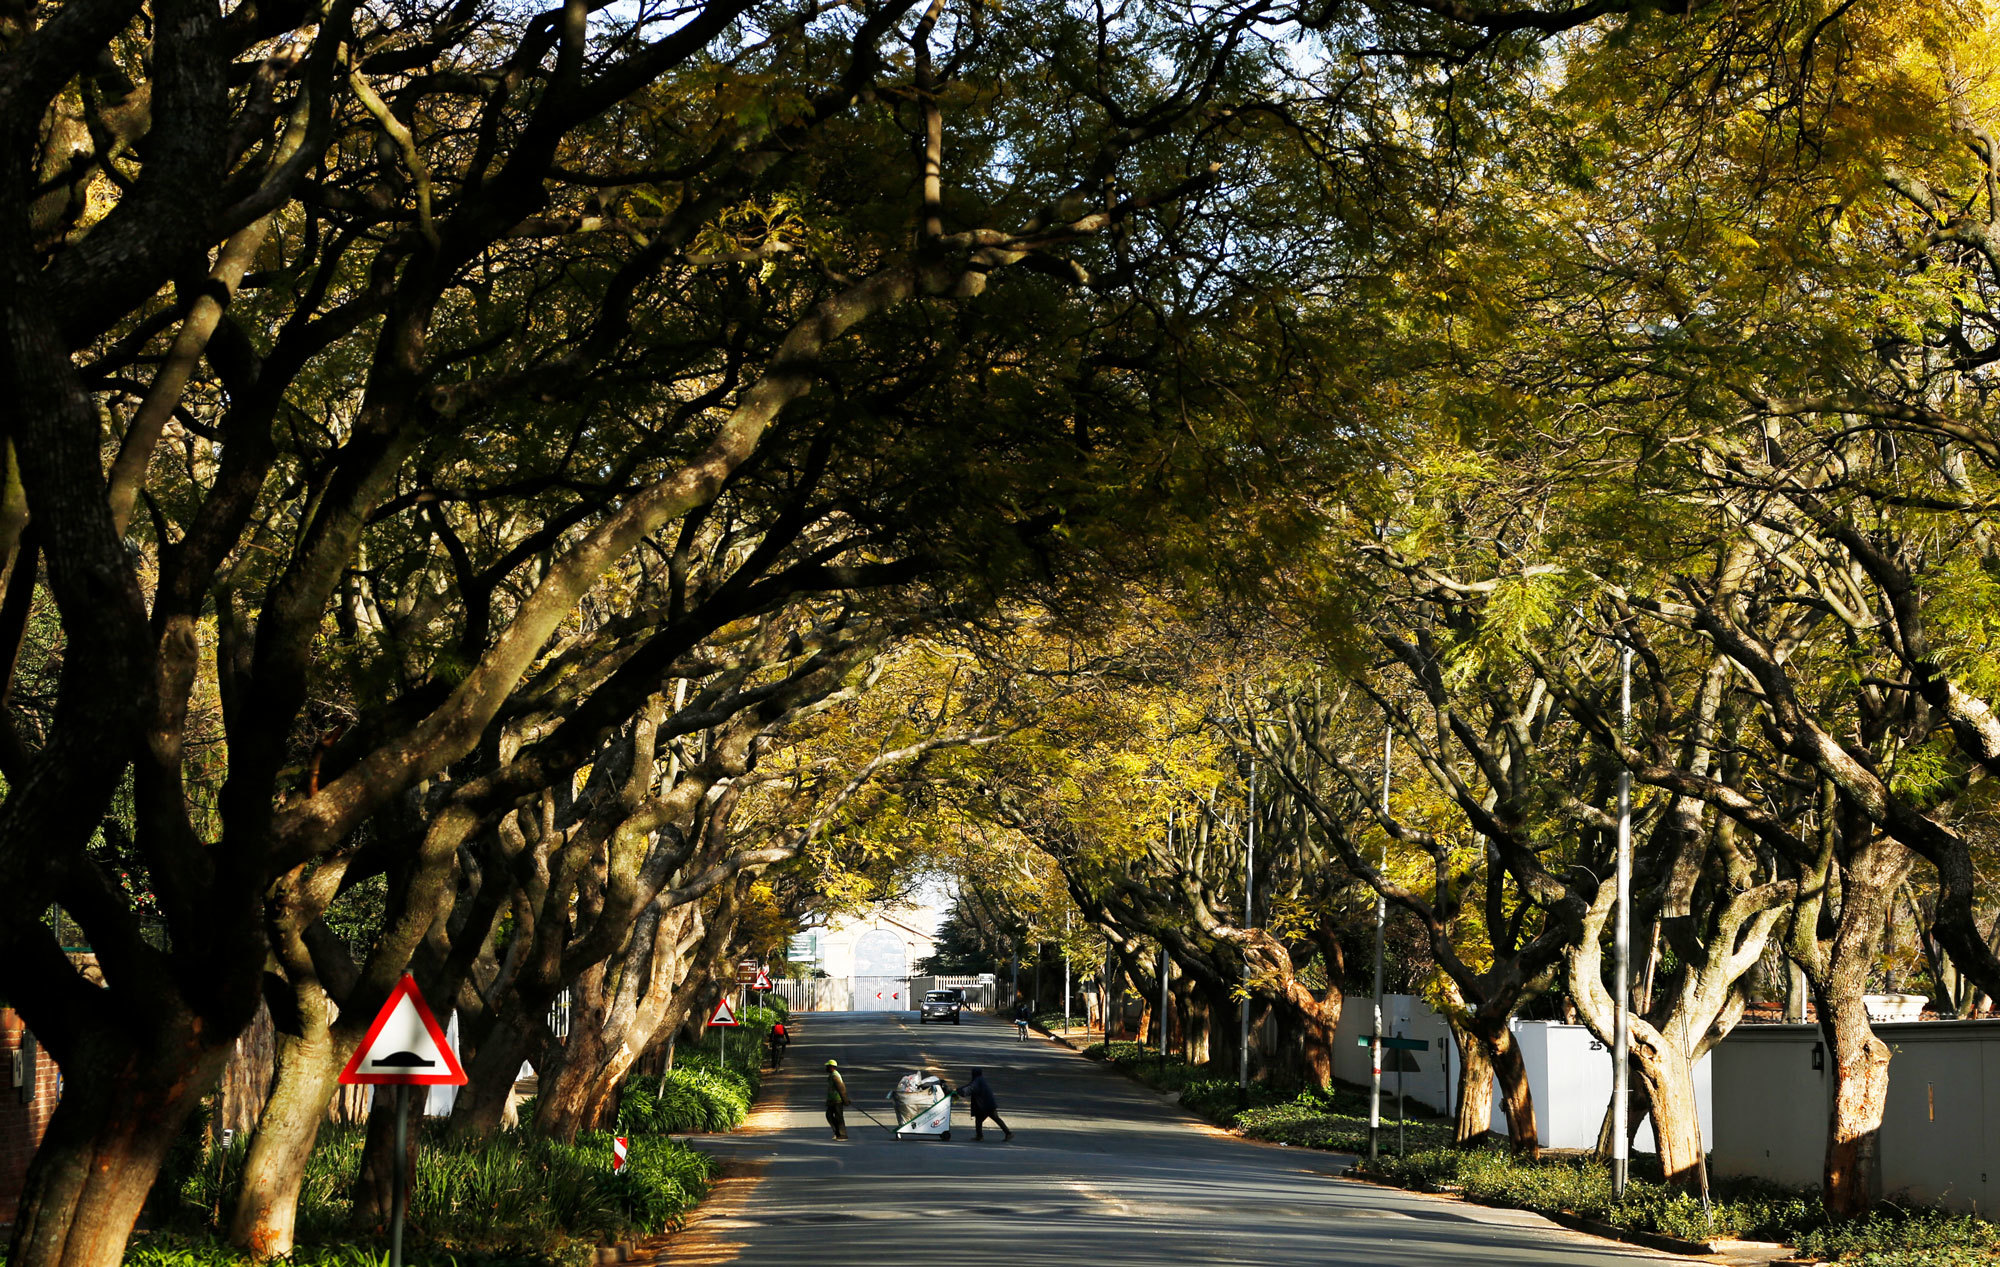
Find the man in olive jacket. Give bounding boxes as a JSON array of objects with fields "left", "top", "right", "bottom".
[{"left": 825, "top": 1059, "right": 852, "bottom": 1140}]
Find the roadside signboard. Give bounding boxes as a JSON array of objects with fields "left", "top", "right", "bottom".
[
  {"left": 735, "top": 958, "right": 761, "bottom": 984},
  {"left": 1356, "top": 1035, "right": 1429, "bottom": 1052},
  {"left": 751, "top": 968, "right": 773, "bottom": 991},
  {"left": 707, "top": 996, "right": 739, "bottom": 1027},
  {"left": 340, "top": 974, "right": 468, "bottom": 1086},
  {"left": 337, "top": 974, "right": 465, "bottom": 1267}
]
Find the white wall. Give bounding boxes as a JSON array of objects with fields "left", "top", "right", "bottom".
[
  {"left": 1713, "top": 1020, "right": 2000, "bottom": 1212},
  {"left": 1495, "top": 1023, "right": 1711, "bottom": 1153},
  {"left": 1331, "top": 993, "right": 1458, "bottom": 1114},
  {"left": 1327, "top": 998, "right": 1710, "bottom": 1154}
]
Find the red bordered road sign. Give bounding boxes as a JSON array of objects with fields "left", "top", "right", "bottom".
[
  {"left": 707, "top": 996, "right": 739, "bottom": 1027},
  {"left": 751, "top": 968, "right": 773, "bottom": 991},
  {"left": 339, "top": 973, "right": 468, "bottom": 1086}
]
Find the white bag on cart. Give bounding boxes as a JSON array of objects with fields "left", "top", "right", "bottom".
[{"left": 890, "top": 1072, "right": 955, "bottom": 1140}]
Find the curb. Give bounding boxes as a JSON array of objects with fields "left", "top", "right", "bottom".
[
  {"left": 1056, "top": 1033, "right": 1800, "bottom": 1267},
  {"left": 1332, "top": 1171, "right": 1799, "bottom": 1265},
  {"left": 1544, "top": 1209, "right": 1715, "bottom": 1257}
]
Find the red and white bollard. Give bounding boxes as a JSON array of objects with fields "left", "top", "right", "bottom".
[{"left": 612, "top": 1136, "right": 628, "bottom": 1174}]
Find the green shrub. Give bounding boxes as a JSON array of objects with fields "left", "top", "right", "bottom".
[
  {"left": 619, "top": 1064, "right": 754, "bottom": 1133},
  {"left": 1033, "top": 1012, "right": 1089, "bottom": 1032},
  {"left": 156, "top": 1124, "right": 717, "bottom": 1266},
  {"left": 1087, "top": 1041, "right": 1454, "bottom": 1150},
  {"left": 1794, "top": 1209, "right": 2000, "bottom": 1264},
  {"left": 1356, "top": 1146, "right": 1999, "bottom": 1253}
]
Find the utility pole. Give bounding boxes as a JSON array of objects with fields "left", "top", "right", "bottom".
[
  {"left": 1161, "top": 806, "right": 1175, "bottom": 1058},
  {"left": 1239, "top": 768, "right": 1256, "bottom": 1102},
  {"left": 1063, "top": 909, "right": 1072, "bottom": 1031},
  {"left": 1612, "top": 642, "right": 1633, "bottom": 1199},
  {"left": 1010, "top": 934, "right": 1020, "bottom": 1012},
  {"left": 1369, "top": 726, "right": 1392, "bottom": 1165}
]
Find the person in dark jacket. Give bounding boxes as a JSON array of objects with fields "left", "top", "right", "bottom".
[
  {"left": 960, "top": 1068, "right": 1012, "bottom": 1141},
  {"left": 825, "top": 1059, "right": 851, "bottom": 1140},
  {"left": 1014, "top": 1000, "right": 1032, "bottom": 1041}
]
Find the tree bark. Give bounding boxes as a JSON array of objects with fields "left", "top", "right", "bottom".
[
  {"left": 1485, "top": 1020, "right": 1539, "bottom": 1158},
  {"left": 1822, "top": 989, "right": 1891, "bottom": 1218},
  {"left": 448, "top": 1017, "right": 533, "bottom": 1138},
  {"left": 7, "top": 1028, "right": 227, "bottom": 1267},
  {"left": 1635, "top": 1043, "right": 1703, "bottom": 1185},
  {"left": 1450, "top": 1021, "right": 1496, "bottom": 1146},
  {"left": 228, "top": 985, "right": 344, "bottom": 1260},
  {"left": 348, "top": 1089, "right": 423, "bottom": 1236}
]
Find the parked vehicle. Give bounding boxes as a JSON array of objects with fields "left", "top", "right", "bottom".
[{"left": 919, "top": 990, "right": 964, "bottom": 1024}]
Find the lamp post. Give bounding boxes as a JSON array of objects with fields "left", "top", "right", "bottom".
[
  {"left": 1612, "top": 642, "right": 1633, "bottom": 1199},
  {"left": 1369, "top": 726, "right": 1392, "bottom": 1165},
  {"left": 1161, "top": 807, "right": 1175, "bottom": 1058},
  {"left": 1064, "top": 909, "right": 1072, "bottom": 1032},
  {"left": 1239, "top": 768, "right": 1256, "bottom": 1099}
]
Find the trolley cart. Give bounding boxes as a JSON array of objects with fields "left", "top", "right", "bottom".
[{"left": 894, "top": 1089, "right": 954, "bottom": 1141}]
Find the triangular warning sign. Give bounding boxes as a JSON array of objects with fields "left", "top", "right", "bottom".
[
  {"left": 339, "top": 974, "right": 468, "bottom": 1086},
  {"left": 752, "top": 968, "right": 772, "bottom": 991},
  {"left": 707, "top": 995, "right": 739, "bottom": 1027}
]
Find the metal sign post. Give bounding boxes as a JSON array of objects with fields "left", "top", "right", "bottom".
[
  {"left": 391, "top": 1085, "right": 409, "bottom": 1267},
  {"left": 1370, "top": 727, "right": 1393, "bottom": 1164},
  {"left": 1239, "top": 768, "right": 1256, "bottom": 1106},
  {"left": 707, "top": 996, "right": 740, "bottom": 1064},
  {"left": 338, "top": 974, "right": 467, "bottom": 1267},
  {"left": 1613, "top": 644, "right": 1632, "bottom": 1199}
]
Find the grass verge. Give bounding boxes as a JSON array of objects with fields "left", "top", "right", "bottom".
[
  {"left": 1363, "top": 1146, "right": 2000, "bottom": 1263},
  {"left": 1081, "top": 1038, "right": 1453, "bottom": 1152},
  {"left": 1082, "top": 1040, "right": 2000, "bottom": 1264}
]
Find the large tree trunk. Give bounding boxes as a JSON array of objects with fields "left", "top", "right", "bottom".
[
  {"left": 1486, "top": 1021, "right": 1539, "bottom": 1159},
  {"left": 7, "top": 1029, "right": 226, "bottom": 1267},
  {"left": 1822, "top": 991, "right": 1891, "bottom": 1218},
  {"left": 1811, "top": 832, "right": 1911, "bottom": 1219},
  {"left": 229, "top": 975, "right": 350, "bottom": 1260},
  {"left": 214, "top": 1000, "right": 277, "bottom": 1144},
  {"left": 348, "top": 1089, "right": 423, "bottom": 1236},
  {"left": 536, "top": 886, "right": 732, "bottom": 1143},
  {"left": 1450, "top": 1020, "right": 1495, "bottom": 1146},
  {"left": 448, "top": 1016, "right": 533, "bottom": 1138},
  {"left": 532, "top": 1015, "right": 612, "bottom": 1140},
  {"left": 1633, "top": 1042, "right": 1704, "bottom": 1186}
]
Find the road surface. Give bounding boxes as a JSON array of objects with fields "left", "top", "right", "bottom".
[{"left": 674, "top": 1012, "right": 1698, "bottom": 1266}]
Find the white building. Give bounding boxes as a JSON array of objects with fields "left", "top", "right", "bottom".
[{"left": 784, "top": 902, "right": 943, "bottom": 1011}]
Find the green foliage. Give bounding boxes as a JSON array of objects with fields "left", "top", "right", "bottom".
[
  {"left": 1794, "top": 1210, "right": 2000, "bottom": 1264},
  {"left": 1033, "top": 1012, "right": 1088, "bottom": 1032},
  {"left": 1356, "top": 1146, "right": 1998, "bottom": 1251},
  {"left": 161, "top": 1125, "right": 715, "bottom": 1266},
  {"left": 1084, "top": 1040, "right": 1452, "bottom": 1148},
  {"left": 618, "top": 1065, "right": 755, "bottom": 1134},
  {"left": 614, "top": 1012, "right": 776, "bottom": 1135}
]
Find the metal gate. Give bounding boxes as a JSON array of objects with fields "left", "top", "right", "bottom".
[
  {"left": 852, "top": 928, "right": 909, "bottom": 1011},
  {"left": 853, "top": 976, "right": 910, "bottom": 1011}
]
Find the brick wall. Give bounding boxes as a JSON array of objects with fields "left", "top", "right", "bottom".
[{"left": 0, "top": 1009, "right": 62, "bottom": 1222}]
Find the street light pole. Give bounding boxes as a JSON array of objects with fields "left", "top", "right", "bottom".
[
  {"left": 1369, "top": 726, "right": 1392, "bottom": 1165},
  {"left": 1612, "top": 642, "right": 1633, "bottom": 1199},
  {"left": 1239, "top": 769, "right": 1256, "bottom": 1098},
  {"left": 1161, "top": 807, "right": 1175, "bottom": 1058},
  {"left": 1064, "top": 909, "right": 1072, "bottom": 1032}
]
